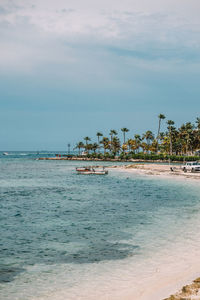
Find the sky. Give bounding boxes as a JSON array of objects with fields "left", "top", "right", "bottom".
[{"left": 0, "top": 0, "right": 200, "bottom": 150}]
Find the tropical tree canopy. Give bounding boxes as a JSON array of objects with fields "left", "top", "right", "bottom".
[
  {"left": 84, "top": 136, "right": 91, "bottom": 145},
  {"left": 75, "top": 116, "right": 200, "bottom": 156}
]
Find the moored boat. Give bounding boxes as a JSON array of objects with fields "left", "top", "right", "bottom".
[{"left": 76, "top": 166, "right": 108, "bottom": 175}]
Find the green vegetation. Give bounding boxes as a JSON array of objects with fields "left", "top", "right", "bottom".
[{"left": 74, "top": 115, "right": 200, "bottom": 161}]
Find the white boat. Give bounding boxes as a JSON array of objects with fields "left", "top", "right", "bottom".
[
  {"left": 76, "top": 167, "right": 91, "bottom": 172},
  {"left": 3, "top": 152, "right": 9, "bottom": 155},
  {"left": 79, "top": 170, "right": 108, "bottom": 175},
  {"left": 76, "top": 166, "right": 108, "bottom": 175}
]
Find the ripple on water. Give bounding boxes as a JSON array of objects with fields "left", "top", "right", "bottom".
[{"left": 1, "top": 158, "right": 200, "bottom": 300}]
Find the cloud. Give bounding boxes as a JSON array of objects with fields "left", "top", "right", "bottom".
[
  {"left": 1, "top": 0, "right": 200, "bottom": 150},
  {"left": 0, "top": 0, "right": 200, "bottom": 76}
]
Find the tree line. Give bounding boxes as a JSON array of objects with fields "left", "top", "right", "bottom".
[{"left": 75, "top": 115, "right": 200, "bottom": 158}]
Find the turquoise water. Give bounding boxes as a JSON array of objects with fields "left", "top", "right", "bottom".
[{"left": 1, "top": 153, "right": 200, "bottom": 299}]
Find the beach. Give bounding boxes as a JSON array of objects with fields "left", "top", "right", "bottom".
[
  {"left": 110, "top": 163, "right": 200, "bottom": 181},
  {"left": 107, "top": 163, "right": 200, "bottom": 299}
]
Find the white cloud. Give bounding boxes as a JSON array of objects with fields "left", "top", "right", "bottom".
[
  {"left": 0, "top": 0, "right": 200, "bottom": 74},
  {"left": 2, "top": 0, "right": 200, "bottom": 38}
]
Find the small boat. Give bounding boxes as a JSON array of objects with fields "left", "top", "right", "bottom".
[
  {"left": 3, "top": 152, "right": 9, "bottom": 155},
  {"left": 76, "top": 167, "right": 91, "bottom": 172},
  {"left": 76, "top": 166, "right": 108, "bottom": 175}
]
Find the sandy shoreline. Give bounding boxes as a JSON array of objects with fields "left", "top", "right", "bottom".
[
  {"left": 109, "top": 163, "right": 200, "bottom": 299},
  {"left": 109, "top": 163, "right": 200, "bottom": 182},
  {"left": 36, "top": 160, "right": 200, "bottom": 299}
]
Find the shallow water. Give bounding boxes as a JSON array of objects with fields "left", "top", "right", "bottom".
[{"left": 0, "top": 153, "right": 200, "bottom": 299}]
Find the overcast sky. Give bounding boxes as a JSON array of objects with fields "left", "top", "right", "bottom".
[{"left": 1, "top": 0, "right": 200, "bottom": 150}]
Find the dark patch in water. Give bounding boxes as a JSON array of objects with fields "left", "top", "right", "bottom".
[
  {"left": 0, "top": 242, "right": 139, "bottom": 268},
  {"left": 0, "top": 266, "right": 25, "bottom": 283},
  {"left": 62, "top": 242, "right": 139, "bottom": 264}
]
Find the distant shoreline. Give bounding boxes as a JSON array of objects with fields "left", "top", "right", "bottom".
[{"left": 38, "top": 156, "right": 181, "bottom": 163}]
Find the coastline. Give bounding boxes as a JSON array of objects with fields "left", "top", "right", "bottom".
[
  {"left": 109, "top": 163, "right": 200, "bottom": 182},
  {"left": 38, "top": 158, "right": 200, "bottom": 299},
  {"left": 109, "top": 163, "right": 200, "bottom": 299},
  {"left": 2, "top": 158, "right": 200, "bottom": 300},
  {"left": 38, "top": 157, "right": 200, "bottom": 181},
  {"left": 37, "top": 157, "right": 181, "bottom": 163}
]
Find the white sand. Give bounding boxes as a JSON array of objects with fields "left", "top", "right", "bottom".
[
  {"left": 110, "top": 163, "right": 200, "bottom": 182},
  {"left": 106, "top": 163, "right": 200, "bottom": 300}
]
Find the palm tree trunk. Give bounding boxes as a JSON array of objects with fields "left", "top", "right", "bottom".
[
  {"left": 110, "top": 135, "right": 113, "bottom": 153},
  {"left": 170, "top": 129, "right": 172, "bottom": 155},
  {"left": 157, "top": 118, "right": 161, "bottom": 138},
  {"left": 186, "top": 138, "right": 189, "bottom": 155},
  {"left": 157, "top": 118, "right": 161, "bottom": 153},
  {"left": 97, "top": 136, "right": 100, "bottom": 153}
]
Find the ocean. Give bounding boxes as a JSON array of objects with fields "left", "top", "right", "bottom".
[{"left": 1, "top": 152, "right": 200, "bottom": 300}]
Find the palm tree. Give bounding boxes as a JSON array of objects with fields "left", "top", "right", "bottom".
[
  {"left": 185, "top": 122, "right": 194, "bottom": 154},
  {"left": 161, "top": 136, "right": 170, "bottom": 154},
  {"left": 83, "top": 137, "right": 91, "bottom": 154},
  {"left": 167, "top": 120, "right": 175, "bottom": 155},
  {"left": 75, "top": 142, "right": 84, "bottom": 156},
  {"left": 141, "top": 141, "right": 148, "bottom": 153},
  {"left": 157, "top": 114, "right": 165, "bottom": 152},
  {"left": 109, "top": 129, "right": 117, "bottom": 142},
  {"left": 92, "top": 143, "right": 99, "bottom": 154},
  {"left": 86, "top": 143, "right": 93, "bottom": 154},
  {"left": 150, "top": 139, "right": 158, "bottom": 153},
  {"left": 100, "top": 137, "right": 110, "bottom": 154},
  {"left": 134, "top": 134, "right": 142, "bottom": 153},
  {"left": 121, "top": 128, "right": 129, "bottom": 144},
  {"left": 128, "top": 139, "right": 137, "bottom": 153},
  {"left": 96, "top": 132, "right": 103, "bottom": 153},
  {"left": 127, "top": 139, "right": 133, "bottom": 152},
  {"left": 159, "top": 132, "right": 165, "bottom": 141},
  {"left": 196, "top": 117, "right": 200, "bottom": 130},
  {"left": 112, "top": 137, "right": 121, "bottom": 155},
  {"left": 143, "top": 130, "right": 154, "bottom": 145},
  {"left": 143, "top": 131, "right": 154, "bottom": 153},
  {"left": 194, "top": 118, "right": 200, "bottom": 152},
  {"left": 84, "top": 136, "right": 91, "bottom": 146},
  {"left": 109, "top": 130, "right": 117, "bottom": 153}
]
